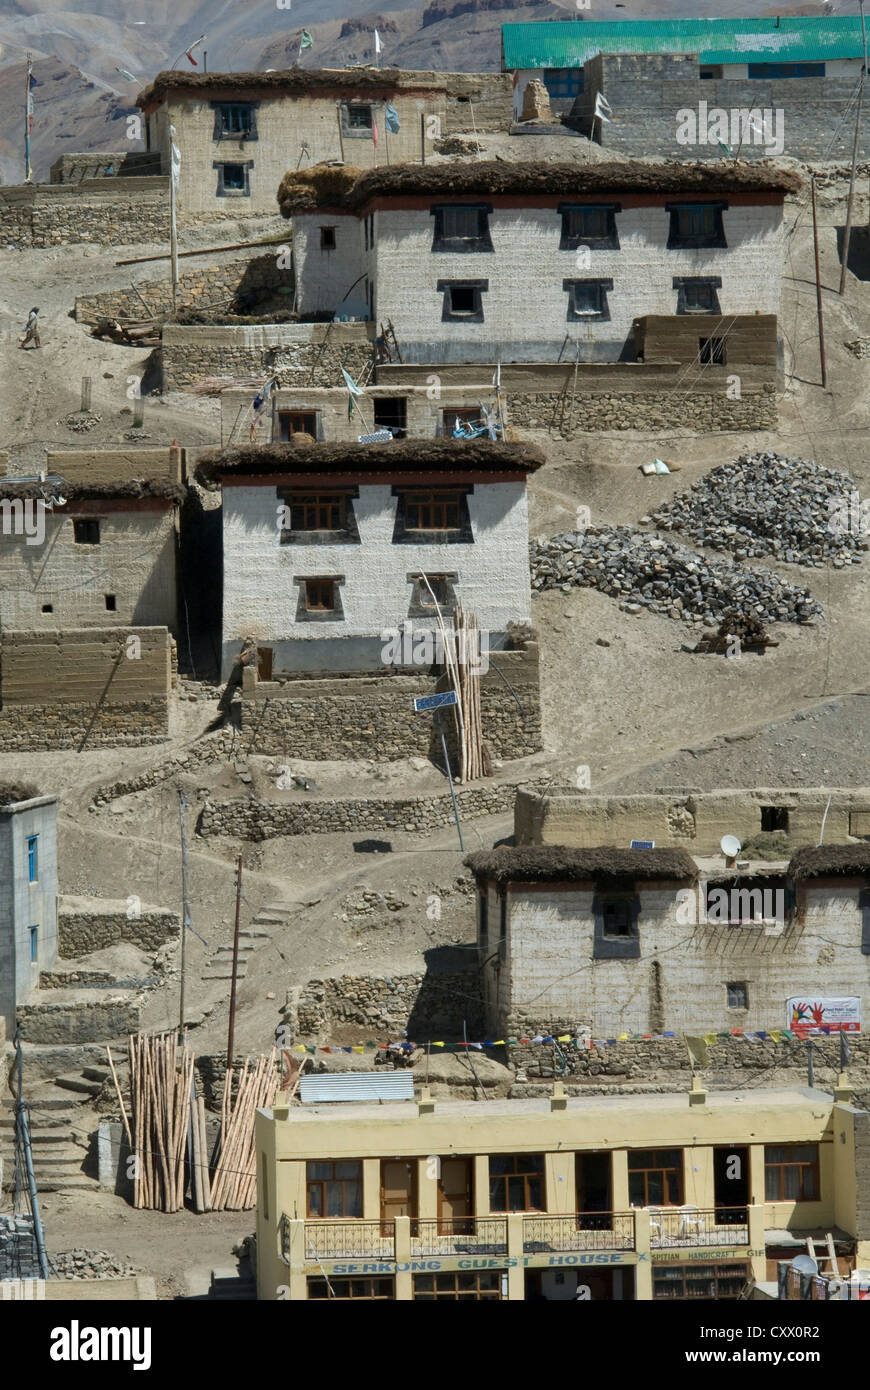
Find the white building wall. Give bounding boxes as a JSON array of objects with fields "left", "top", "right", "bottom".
[
  {"left": 221, "top": 478, "right": 532, "bottom": 676},
  {"left": 293, "top": 214, "right": 365, "bottom": 319},
  {"left": 294, "top": 201, "right": 784, "bottom": 362},
  {"left": 496, "top": 880, "right": 870, "bottom": 1036}
]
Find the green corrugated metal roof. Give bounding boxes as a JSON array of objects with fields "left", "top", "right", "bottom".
[{"left": 502, "top": 17, "right": 868, "bottom": 70}]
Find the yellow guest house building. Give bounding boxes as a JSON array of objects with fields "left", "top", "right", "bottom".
[{"left": 254, "top": 1075, "right": 870, "bottom": 1302}]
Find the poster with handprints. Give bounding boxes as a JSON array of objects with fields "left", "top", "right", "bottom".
[{"left": 787, "top": 997, "right": 861, "bottom": 1036}]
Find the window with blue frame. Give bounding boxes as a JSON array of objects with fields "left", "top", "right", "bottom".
[
  {"left": 29, "top": 926, "right": 38, "bottom": 962},
  {"left": 542, "top": 68, "right": 584, "bottom": 100},
  {"left": 748, "top": 63, "right": 825, "bottom": 78},
  {"left": 27, "top": 835, "right": 38, "bottom": 883}
]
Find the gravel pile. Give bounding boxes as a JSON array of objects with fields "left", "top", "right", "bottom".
[
  {"left": 648, "top": 452, "right": 866, "bottom": 567},
  {"left": 530, "top": 526, "right": 822, "bottom": 625},
  {"left": 50, "top": 1248, "right": 140, "bottom": 1280},
  {"left": 59, "top": 412, "right": 102, "bottom": 433},
  {"left": 845, "top": 339, "right": 870, "bottom": 359}
]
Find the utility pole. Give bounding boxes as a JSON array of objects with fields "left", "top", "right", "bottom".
[
  {"left": 811, "top": 176, "right": 828, "bottom": 387},
  {"left": 840, "top": 0, "right": 867, "bottom": 294},
  {"left": 226, "top": 855, "right": 242, "bottom": 1068},
  {"left": 178, "top": 791, "right": 191, "bottom": 1039}
]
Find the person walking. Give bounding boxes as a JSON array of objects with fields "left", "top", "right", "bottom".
[{"left": 19, "top": 307, "right": 41, "bottom": 350}]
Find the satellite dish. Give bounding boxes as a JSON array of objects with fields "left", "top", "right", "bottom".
[
  {"left": 721, "top": 834, "right": 742, "bottom": 858},
  {"left": 791, "top": 1254, "right": 818, "bottom": 1276}
]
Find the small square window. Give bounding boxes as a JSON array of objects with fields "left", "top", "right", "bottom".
[
  {"left": 105, "top": 594, "right": 117, "bottom": 611},
  {"left": 727, "top": 982, "right": 748, "bottom": 1009},
  {"left": 348, "top": 105, "right": 373, "bottom": 129},
  {"left": 305, "top": 579, "right": 336, "bottom": 612},
  {"left": 418, "top": 575, "right": 449, "bottom": 607},
  {"left": 602, "top": 899, "right": 632, "bottom": 938},
  {"left": 564, "top": 278, "right": 612, "bottom": 322},
  {"left": 431, "top": 204, "right": 493, "bottom": 253},
  {"left": 213, "top": 101, "right": 258, "bottom": 139},
  {"left": 41, "top": 604, "right": 53, "bottom": 613},
  {"left": 761, "top": 806, "right": 789, "bottom": 832},
  {"left": 437, "top": 280, "right": 487, "bottom": 323},
  {"left": 73, "top": 519, "right": 100, "bottom": 545},
  {"left": 320, "top": 226, "right": 336, "bottom": 251},
  {"left": 699, "top": 337, "right": 726, "bottom": 365},
  {"left": 223, "top": 163, "right": 245, "bottom": 191},
  {"left": 674, "top": 277, "right": 721, "bottom": 315},
  {"left": 667, "top": 202, "right": 728, "bottom": 249},
  {"left": 279, "top": 411, "right": 318, "bottom": 441},
  {"left": 214, "top": 160, "right": 252, "bottom": 197}
]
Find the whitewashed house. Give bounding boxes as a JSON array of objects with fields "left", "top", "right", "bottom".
[
  {"left": 196, "top": 438, "right": 543, "bottom": 679},
  {"left": 465, "top": 844, "right": 870, "bottom": 1039},
  {"left": 279, "top": 160, "right": 799, "bottom": 365}
]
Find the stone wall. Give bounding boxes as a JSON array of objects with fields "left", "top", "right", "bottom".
[
  {"left": 199, "top": 774, "right": 551, "bottom": 841},
  {"left": 0, "top": 627, "right": 174, "bottom": 750},
  {"left": 291, "top": 969, "right": 484, "bottom": 1040},
  {"left": 573, "top": 53, "right": 870, "bottom": 162},
  {"left": 509, "top": 386, "right": 777, "bottom": 434},
  {"left": 15, "top": 999, "right": 140, "bottom": 1043},
  {"left": 58, "top": 909, "right": 179, "bottom": 958},
  {"left": 241, "top": 651, "right": 541, "bottom": 761},
  {"left": 0, "top": 1215, "right": 40, "bottom": 1282},
  {"left": 0, "top": 178, "right": 169, "bottom": 250},
  {"left": 161, "top": 321, "right": 375, "bottom": 389},
  {"left": 75, "top": 251, "right": 293, "bottom": 326}
]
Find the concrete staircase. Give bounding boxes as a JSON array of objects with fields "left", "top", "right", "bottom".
[{"left": 208, "top": 1265, "right": 257, "bottom": 1301}]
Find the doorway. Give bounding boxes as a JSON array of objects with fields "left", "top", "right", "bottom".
[
  {"left": 576, "top": 1152, "right": 612, "bottom": 1228},
  {"left": 525, "top": 1267, "right": 634, "bottom": 1301},
  {"left": 437, "top": 1156, "right": 473, "bottom": 1234},
  {"left": 381, "top": 1159, "right": 416, "bottom": 1231},
  {"left": 257, "top": 646, "right": 273, "bottom": 681},
  {"left": 714, "top": 1145, "right": 749, "bottom": 1223}
]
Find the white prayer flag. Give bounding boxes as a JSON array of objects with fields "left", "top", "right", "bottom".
[
  {"left": 374, "top": 29, "right": 382, "bottom": 53},
  {"left": 594, "top": 92, "right": 611, "bottom": 122}
]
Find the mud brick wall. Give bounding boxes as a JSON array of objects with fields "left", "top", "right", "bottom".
[
  {"left": 199, "top": 775, "right": 552, "bottom": 841},
  {"left": 161, "top": 321, "right": 375, "bottom": 389},
  {"left": 15, "top": 999, "right": 141, "bottom": 1043},
  {"left": 0, "top": 178, "right": 169, "bottom": 249},
  {"left": 58, "top": 909, "right": 179, "bottom": 958},
  {"left": 75, "top": 252, "right": 293, "bottom": 325},
  {"left": 0, "top": 627, "right": 173, "bottom": 749},
  {"left": 50, "top": 152, "right": 161, "bottom": 183},
  {"left": 242, "top": 650, "right": 541, "bottom": 761},
  {"left": 290, "top": 970, "right": 484, "bottom": 1040}
]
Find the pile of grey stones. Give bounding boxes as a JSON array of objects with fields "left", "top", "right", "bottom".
[
  {"left": 50, "top": 1248, "right": 139, "bottom": 1280},
  {"left": 530, "top": 526, "right": 822, "bottom": 626},
  {"left": 648, "top": 452, "right": 866, "bottom": 567}
]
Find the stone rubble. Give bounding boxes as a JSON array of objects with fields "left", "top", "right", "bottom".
[
  {"left": 50, "top": 1248, "right": 140, "bottom": 1281},
  {"left": 530, "top": 526, "right": 823, "bottom": 625},
  {"left": 649, "top": 452, "right": 867, "bottom": 567}
]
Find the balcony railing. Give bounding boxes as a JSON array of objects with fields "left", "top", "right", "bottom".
[
  {"left": 523, "top": 1212, "right": 636, "bottom": 1253},
  {"left": 302, "top": 1220, "right": 396, "bottom": 1261},
  {"left": 410, "top": 1218, "right": 508, "bottom": 1258},
  {"left": 647, "top": 1207, "right": 749, "bottom": 1248}
]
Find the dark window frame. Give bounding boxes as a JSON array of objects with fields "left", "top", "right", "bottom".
[
  {"left": 430, "top": 203, "right": 494, "bottom": 253},
  {"left": 761, "top": 806, "right": 790, "bottom": 833},
  {"left": 27, "top": 835, "right": 38, "bottom": 883},
  {"left": 653, "top": 1262, "right": 749, "bottom": 1300},
  {"left": 666, "top": 201, "right": 728, "bottom": 249},
  {"left": 391, "top": 486, "right": 474, "bottom": 546},
  {"left": 413, "top": 1270, "right": 502, "bottom": 1300},
  {"left": 764, "top": 1144, "right": 820, "bottom": 1202},
  {"left": 278, "top": 486, "right": 360, "bottom": 546},
  {"left": 320, "top": 226, "right": 336, "bottom": 251},
  {"left": 211, "top": 100, "right": 259, "bottom": 141},
  {"left": 699, "top": 336, "right": 727, "bottom": 366},
  {"left": 558, "top": 202, "right": 621, "bottom": 250},
  {"left": 293, "top": 575, "right": 346, "bottom": 623},
  {"left": 592, "top": 892, "right": 640, "bottom": 959},
  {"left": 628, "top": 1148, "right": 685, "bottom": 1208},
  {"left": 306, "top": 1159, "right": 363, "bottom": 1217},
  {"left": 308, "top": 1276, "right": 394, "bottom": 1299},
  {"left": 564, "top": 277, "right": 613, "bottom": 322},
  {"left": 673, "top": 275, "right": 722, "bottom": 315},
  {"left": 73, "top": 518, "right": 100, "bottom": 545},
  {"left": 213, "top": 159, "right": 254, "bottom": 198},
  {"left": 406, "top": 571, "right": 458, "bottom": 619},
  {"left": 488, "top": 1154, "right": 544, "bottom": 1213},
  {"left": 277, "top": 411, "right": 319, "bottom": 442},
  {"left": 726, "top": 981, "right": 748, "bottom": 1009},
  {"left": 748, "top": 62, "right": 825, "bottom": 79},
  {"left": 436, "top": 279, "right": 489, "bottom": 323},
  {"left": 340, "top": 103, "right": 376, "bottom": 139}
]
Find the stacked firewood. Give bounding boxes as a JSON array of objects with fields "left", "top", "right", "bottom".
[{"left": 209, "top": 1051, "right": 279, "bottom": 1211}]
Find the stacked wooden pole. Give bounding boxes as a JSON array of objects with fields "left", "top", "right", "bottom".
[
  {"left": 453, "top": 603, "right": 488, "bottom": 783},
  {"left": 209, "top": 1049, "right": 279, "bottom": 1211},
  {"left": 126, "top": 1031, "right": 195, "bottom": 1212}
]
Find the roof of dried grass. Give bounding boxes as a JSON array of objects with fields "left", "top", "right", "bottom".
[
  {"left": 464, "top": 846, "right": 699, "bottom": 884},
  {"left": 0, "top": 480, "right": 185, "bottom": 502},
  {"left": 788, "top": 844, "right": 870, "bottom": 879},
  {"left": 137, "top": 67, "right": 477, "bottom": 106},
  {"left": 195, "top": 438, "right": 545, "bottom": 487}
]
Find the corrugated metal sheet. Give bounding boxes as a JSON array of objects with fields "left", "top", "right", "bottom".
[
  {"left": 299, "top": 1072, "right": 416, "bottom": 1103},
  {"left": 502, "top": 18, "right": 867, "bottom": 71}
]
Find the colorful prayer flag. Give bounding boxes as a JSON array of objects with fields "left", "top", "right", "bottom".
[
  {"left": 300, "top": 29, "right": 313, "bottom": 50},
  {"left": 385, "top": 102, "right": 400, "bottom": 133},
  {"left": 372, "top": 116, "right": 379, "bottom": 147}
]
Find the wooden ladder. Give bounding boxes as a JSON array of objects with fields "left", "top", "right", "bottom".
[
  {"left": 381, "top": 318, "right": 403, "bottom": 363},
  {"left": 806, "top": 1233, "right": 840, "bottom": 1277}
]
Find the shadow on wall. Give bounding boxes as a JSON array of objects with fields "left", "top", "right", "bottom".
[
  {"left": 177, "top": 490, "right": 222, "bottom": 678},
  {"left": 406, "top": 944, "right": 483, "bottom": 1041}
]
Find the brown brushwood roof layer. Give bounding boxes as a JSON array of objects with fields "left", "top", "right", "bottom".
[
  {"left": 0, "top": 782, "right": 40, "bottom": 807},
  {"left": 0, "top": 480, "right": 185, "bottom": 502},
  {"left": 278, "top": 159, "right": 802, "bottom": 216},
  {"left": 788, "top": 845, "right": 870, "bottom": 879},
  {"left": 195, "top": 439, "right": 545, "bottom": 488},
  {"left": 464, "top": 846, "right": 699, "bottom": 884},
  {"left": 137, "top": 67, "right": 485, "bottom": 106}
]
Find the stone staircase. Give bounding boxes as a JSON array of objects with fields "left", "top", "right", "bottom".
[
  {"left": 1, "top": 1056, "right": 124, "bottom": 1194},
  {"left": 201, "top": 922, "right": 272, "bottom": 982},
  {"left": 208, "top": 1264, "right": 257, "bottom": 1300}
]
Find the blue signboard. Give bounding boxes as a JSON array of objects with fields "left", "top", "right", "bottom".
[
  {"left": 630, "top": 840, "right": 655, "bottom": 849},
  {"left": 414, "top": 691, "right": 458, "bottom": 713}
]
